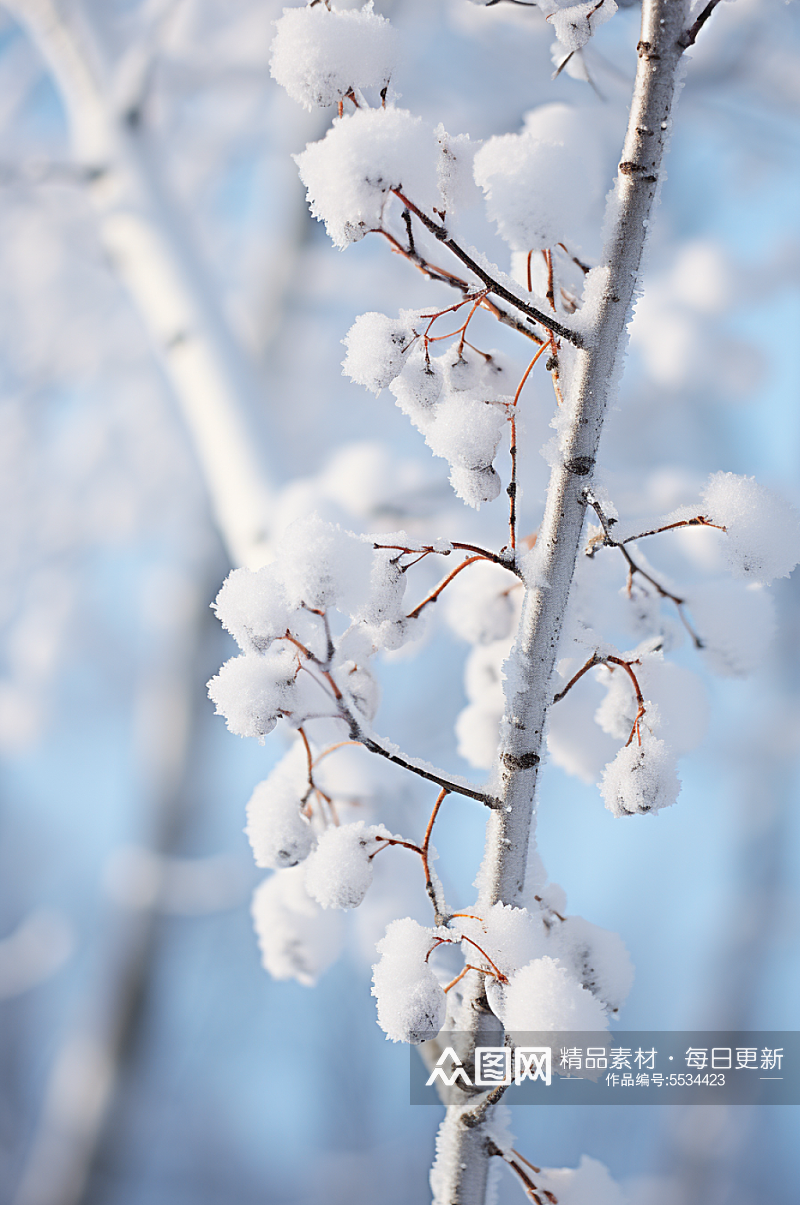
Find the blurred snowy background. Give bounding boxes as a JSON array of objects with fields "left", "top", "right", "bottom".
[{"left": 0, "top": 1, "right": 798, "bottom": 1203}]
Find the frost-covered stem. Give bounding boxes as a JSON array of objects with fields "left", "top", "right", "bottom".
[
  {"left": 4, "top": 0, "right": 274, "bottom": 569},
  {"left": 430, "top": 1, "right": 691, "bottom": 1199}
]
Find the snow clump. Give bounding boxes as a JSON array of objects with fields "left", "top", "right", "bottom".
[
  {"left": 213, "top": 564, "right": 290, "bottom": 653},
  {"left": 372, "top": 917, "right": 448, "bottom": 1043},
  {"left": 493, "top": 956, "right": 610, "bottom": 1032},
  {"left": 270, "top": 3, "right": 397, "bottom": 111},
  {"left": 554, "top": 916, "right": 634, "bottom": 1014},
  {"left": 599, "top": 729, "right": 680, "bottom": 817},
  {"left": 245, "top": 744, "right": 314, "bottom": 869},
  {"left": 342, "top": 312, "right": 416, "bottom": 394},
  {"left": 474, "top": 104, "right": 607, "bottom": 252},
  {"left": 305, "top": 821, "right": 392, "bottom": 909},
  {"left": 251, "top": 867, "right": 343, "bottom": 986},
  {"left": 207, "top": 646, "right": 298, "bottom": 739},
  {"left": 545, "top": 0, "right": 618, "bottom": 53},
  {"left": 701, "top": 472, "right": 800, "bottom": 583},
  {"left": 295, "top": 108, "right": 440, "bottom": 248}
]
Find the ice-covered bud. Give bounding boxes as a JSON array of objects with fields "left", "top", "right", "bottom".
[
  {"left": 599, "top": 730, "right": 680, "bottom": 817},
  {"left": 295, "top": 108, "right": 439, "bottom": 248},
  {"left": 251, "top": 867, "right": 343, "bottom": 986},
  {"left": 342, "top": 312, "right": 415, "bottom": 394},
  {"left": 546, "top": 0, "right": 617, "bottom": 53},
  {"left": 213, "top": 564, "right": 290, "bottom": 653},
  {"left": 305, "top": 821, "right": 391, "bottom": 910},
  {"left": 339, "top": 660, "right": 381, "bottom": 721},
  {"left": 245, "top": 744, "right": 314, "bottom": 869},
  {"left": 701, "top": 472, "right": 800, "bottom": 583},
  {"left": 554, "top": 916, "right": 634, "bottom": 1014},
  {"left": 372, "top": 917, "right": 447, "bottom": 1043},
  {"left": 277, "top": 513, "right": 372, "bottom": 612},
  {"left": 474, "top": 103, "right": 606, "bottom": 251},
  {"left": 491, "top": 955, "right": 610, "bottom": 1032},
  {"left": 270, "top": 3, "right": 397, "bottom": 111},
  {"left": 207, "top": 646, "right": 297, "bottom": 740}
]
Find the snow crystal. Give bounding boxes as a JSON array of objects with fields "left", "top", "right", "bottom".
[
  {"left": 245, "top": 743, "right": 314, "bottom": 869},
  {"left": 372, "top": 917, "right": 447, "bottom": 1043},
  {"left": 251, "top": 867, "right": 344, "bottom": 986},
  {"left": 599, "top": 730, "right": 680, "bottom": 817},
  {"left": 473, "top": 104, "right": 606, "bottom": 252},
  {"left": 444, "top": 560, "right": 519, "bottom": 646},
  {"left": 305, "top": 821, "right": 391, "bottom": 909},
  {"left": 701, "top": 472, "right": 800, "bottom": 583},
  {"left": 547, "top": 0, "right": 617, "bottom": 53},
  {"left": 554, "top": 916, "right": 634, "bottom": 1013},
  {"left": 207, "top": 646, "right": 297, "bottom": 740},
  {"left": 497, "top": 956, "right": 609, "bottom": 1032},
  {"left": 270, "top": 3, "right": 397, "bottom": 111},
  {"left": 688, "top": 579, "right": 776, "bottom": 677},
  {"left": 295, "top": 108, "right": 440, "bottom": 248},
  {"left": 213, "top": 564, "right": 290, "bottom": 653},
  {"left": 342, "top": 311, "right": 415, "bottom": 394}
]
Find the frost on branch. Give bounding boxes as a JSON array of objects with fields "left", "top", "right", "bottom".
[
  {"left": 600, "top": 729, "right": 680, "bottom": 818},
  {"left": 473, "top": 104, "right": 607, "bottom": 252},
  {"left": 245, "top": 743, "right": 314, "bottom": 869},
  {"left": 295, "top": 108, "right": 440, "bottom": 248},
  {"left": 305, "top": 821, "right": 393, "bottom": 910},
  {"left": 700, "top": 471, "right": 800, "bottom": 583},
  {"left": 372, "top": 917, "right": 448, "bottom": 1043},
  {"left": 251, "top": 867, "right": 344, "bottom": 986},
  {"left": 270, "top": 3, "right": 397, "bottom": 111}
]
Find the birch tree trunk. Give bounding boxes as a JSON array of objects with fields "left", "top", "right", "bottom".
[
  {"left": 4, "top": 0, "right": 274, "bottom": 569},
  {"left": 431, "top": 0, "right": 691, "bottom": 1199}
]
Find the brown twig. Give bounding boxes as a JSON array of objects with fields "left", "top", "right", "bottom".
[
  {"left": 378, "top": 228, "right": 545, "bottom": 345},
  {"left": 508, "top": 342, "right": 551, "bottom": 549},
  {"left": 678, "top": 0, "right": 724, "bottom": 47},
  {"left": 421, "top": 788, "right": 448, "bottom": 919},
  {"left": 392, "top": 189, "right": 584, "bottom": 347}
]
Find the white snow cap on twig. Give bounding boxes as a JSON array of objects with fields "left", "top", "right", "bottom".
[
  {"left": 305, "top": 821, "right": 394, "bottom": 909},
  {"left": 372, "top": 917, "right": 448, "bottom": 1043},
  {"left": 491, "top": 955, "right": 610, "bottom": 1031},
  {"left": 295, "top": 108, "right": 440, "bottom": 248},
  {"left": 270, "top": 3, "right": 397, "bottom": 111},
  {"left": 245, "top": 743, "right": 315, "bottom": 869},
  {"left": 700, "top": 471, "right": 800, "bottom": 584},
  {"left": 600, "top": 729, "right": 680, "bottom": 817}
]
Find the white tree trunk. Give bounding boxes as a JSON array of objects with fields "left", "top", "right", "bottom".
[
  {"left": 4, "top": 0, "right": 274, "bottom": 569},
  {"left": 431, "top": 0, "right": 691, "bottom": 1198}
]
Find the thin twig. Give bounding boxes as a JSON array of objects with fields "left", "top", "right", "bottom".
[
  {"left": 678, "top": 0, "right": 724, "bottom": 47},
  {"left": 393, "top": 190, "right": 584, "bottom": 347}
]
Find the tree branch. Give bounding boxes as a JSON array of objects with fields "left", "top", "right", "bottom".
[{"left": 430, "top": 2, "right": 692, "bottom": 1199}]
